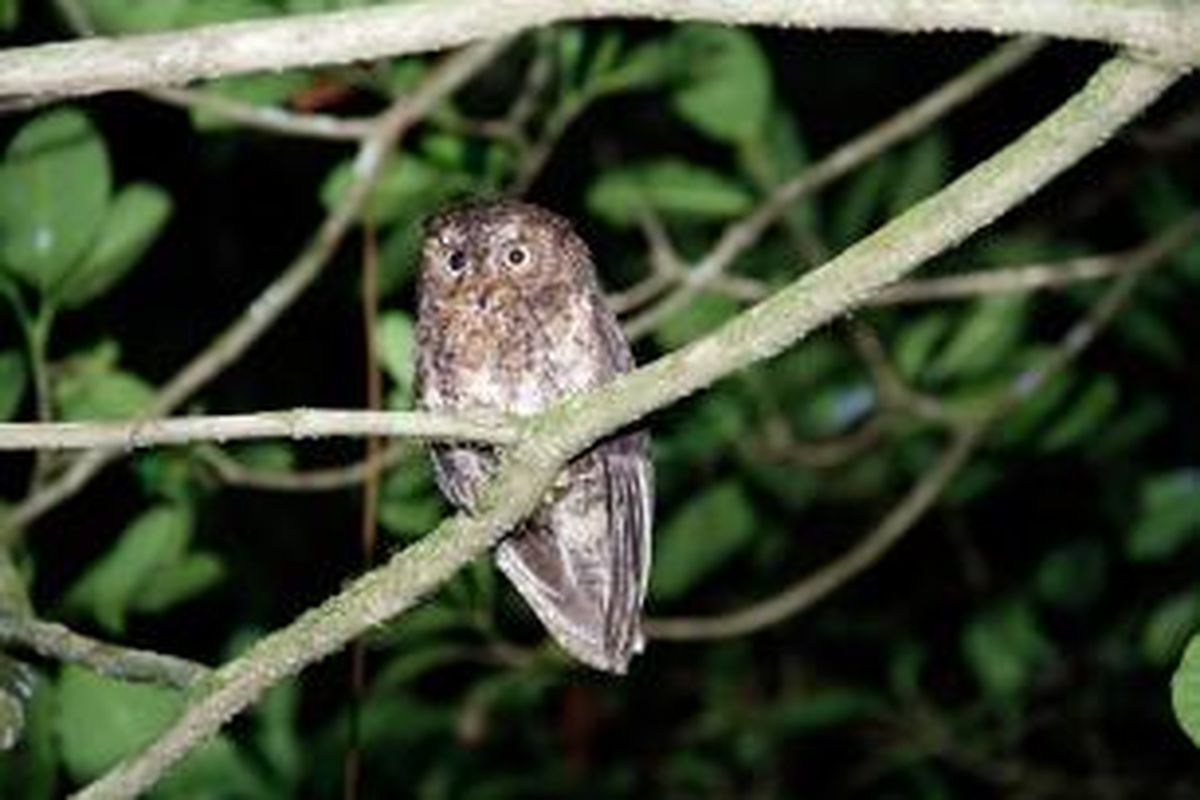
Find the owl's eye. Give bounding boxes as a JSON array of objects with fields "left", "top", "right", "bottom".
[
  {"left": 505, "top": 246, "right": 529, "bottom": 267},
  {"left": 446, "top": 250, "right": 467, "bottom": 274}
]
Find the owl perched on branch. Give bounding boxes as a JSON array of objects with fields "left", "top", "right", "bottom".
[{"left": 414, "top": 199, "right": 653, "bottom": 673}]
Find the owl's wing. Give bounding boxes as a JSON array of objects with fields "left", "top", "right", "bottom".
[{"left": 495, "top": 434, "right": 652, "bottom": 673}]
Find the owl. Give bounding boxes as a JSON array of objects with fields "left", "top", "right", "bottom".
[{"left": 414, "top": 199, "right": 653, "bottom": 673}]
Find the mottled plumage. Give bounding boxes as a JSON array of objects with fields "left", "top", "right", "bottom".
[{"left": 414, "top": 199, "right": 653, "bottom": 673}]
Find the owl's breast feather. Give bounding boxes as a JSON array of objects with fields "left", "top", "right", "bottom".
[{"left": 428, "top": 291, "right": 612, "bottom": 416}]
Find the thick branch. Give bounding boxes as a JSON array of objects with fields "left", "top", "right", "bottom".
[
  {"left": 71, "top": 55, "right": 1181, "bottom": 800},
  {"left": 0, "top": 0, "right": 1196, "bottom": 101},
  {"left": 0, "top": 409, "right": 517, "bottom": 452}
]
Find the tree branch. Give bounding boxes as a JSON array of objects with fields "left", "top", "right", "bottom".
[
  {"left": 647, "top": 221, "right": 1166, "bottom": 642},
  {"left": 0, "top": 616, "right": 209, "bottom": 689},
  {"left": 623, "top": 35, "right": 1045, "bottom": 340},
  {"left": 70, "top": 53, "right": 1181, "bottom": 800},
  {"left": 0, "top": 409, "right": 517, "bottom": 452},
  {"left": 0, "top": 0, "right": 1195, "bottom": 102}
]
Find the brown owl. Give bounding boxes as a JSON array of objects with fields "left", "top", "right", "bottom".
[{"left": 414, "top": 199, "right": 653, "bottom": 673}]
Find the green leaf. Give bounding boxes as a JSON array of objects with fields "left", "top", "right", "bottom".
[
  {"left": 654, "top": 292, "right": 740, "bottom": 350},
  {"left": 0, "top": 0, "right": 18, "bottom": 30},
  {"left": 0, "top": 109, "right": 111, "bottom": 296},
  {"left": 587, "top": 160, "right": 753, "bottom": 227},
  {"left": 928, "top": 296, "right": 1028, "bottom": 382},
  {"left": 64, "top": 505, "right": 193, "bottom": 632},
  {"left": 253, "top": 682, "right": 301, "bottom": 787},
  {"left": 893, "top": 313, "right": 950, "bottom": 382},
  {"left": 887, "top": 133, "right": 950, "bottom": 217},
  {"left": 78, "top": 0, "right": 271, "bottom": 32},
  {"left": 1173, "top": 634, "right": 1200, "bottom": 749},
  {"left": 1034, "top": 540, "right": 1107, "bottom": 611},
  {"left": 189, "top": 72, "right": 311, "bottom": 131},
  {"left": 652, "top": 482, "right": 755, "bottom": 602},
  {"left": 55, "top": 665, "right": 182, "bottom": 781},
  {"left": 0, "top": 350, "right": 25, "bottom": 421},
  {"left": 55, "top": 367, "right": 154, "bottom": 422},
  {"left": 376, "top": 311, "right": 416, "bottom": 406},
  {"left": 962, "top": 597, "right": 1053, "bottom": 699},
  {"left": 1142, "top": 590, "right": 1200, "bottom": 668},
  {"left": 1040, "top": 375, "right": 1119, "bottom": 452},
  {"left": 1127, "top": 470, "right": 1200, "bottom": 562},
  {"left": 669, "top": 26, "right": 772, "bottom": 144},
  {"left": 76, "top": 0, "right": 190, "bottom": 32},
  {"left": 57, "top": 183, "right": 171, "bottom": 308},
  {"left": 0, "top": 670, "right": 56, "bottom": 800},
  {"left": 131, "top": 553, "right": 225, "bottom": 614},
  {"left": 378, "top": 461, "right": 444, "bottom": 539},
  {"left": 829, "top": 155, "right": 895, "bottom": 246},
  {"left": 321, "top": 154, "right": 468, "bottom": 225}
]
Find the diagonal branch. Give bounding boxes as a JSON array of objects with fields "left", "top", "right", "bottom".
[
  {"left": 70, "top": 53, "right": 1182, "bottom": 800},
  {"left": 0, "top": 0, "right": 1196, "bottom": 102}
]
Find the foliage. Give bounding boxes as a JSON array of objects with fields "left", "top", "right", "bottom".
[{"left": 1, "top": 7, "right": 1200, "bottom": 799}]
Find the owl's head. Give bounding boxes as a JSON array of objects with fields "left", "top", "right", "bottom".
[{"left": 418, "top": 199, "right": 594, "bottom": 312}]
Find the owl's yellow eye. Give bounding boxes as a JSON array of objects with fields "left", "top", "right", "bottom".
[
  {"left": 446, "top": 250, "right": 467, "bottom": 273},
  {"left": 506, "top": 246, "right": 529, "bottom": 266}
]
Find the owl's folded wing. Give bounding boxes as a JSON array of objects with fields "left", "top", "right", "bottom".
[{"left": 495, "top": 436, "right": 652, "bottom": 673}]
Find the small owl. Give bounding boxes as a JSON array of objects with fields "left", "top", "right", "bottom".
[{"left": 414, "top": 199, "right": 653, "bottom": 673}]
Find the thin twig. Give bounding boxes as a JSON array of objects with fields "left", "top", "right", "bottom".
[
  {"left": 647, "top": 423, "right": 986, "bottom": 640},
  {"left": 195, "top": 444, "right": 413, "bottom": 492},
  {"left": 869, "top": 212, "right": 1200, "bottom": 305},
  {"left": 646, "top": 214, "right": 1174, "bottom": 642},
  {"left": 624, "top": 37, "right": 1045, "bottom": 340},
  {"left": 0, "top": 615, "right": 209, "bottom": 689},
  {"left": 0, "top": 40, "right": 508, "bottom": 545},
  {"left": 69, "top": 56, "right": 1180, "bottom": 800},
  {"left": 0, "top": 409, "right": 518, "bottom": 452}
]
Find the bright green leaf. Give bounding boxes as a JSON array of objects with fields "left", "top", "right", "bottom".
[
  {"left": 652, "top": 482, "right": 755, "bottom": 602},
  {"left": 376, "top": 311, "right": 416, "bottom": 405},
  {"left": 670, "top": 26, "right": 772, "bottom": 144},
  {"left": 587, "top": 160, "right": 753, "bottom": 227},
  {"left": 0, "top": 109, "right": 111, "bottom": 296},
  {"left": 0, "top": 350, "right": 25, "bottom": 421},
  {"left": 59, "top": 183, "right": 171, "bottom": 308},
  {"left": 55, "top": 368, "right": 154, "bottom": 422},
  {"left": 1173, "top": 634, "right": 1200, "bottom": 749},
  {"left": 55, "top": 665, "right": 182, "bottom": 781},
  {"left": 131, "top": 553, "right": 225, "bottom": 614},
  {"left": 64, "top": 505, "right": 192, "bottom": 632}
]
